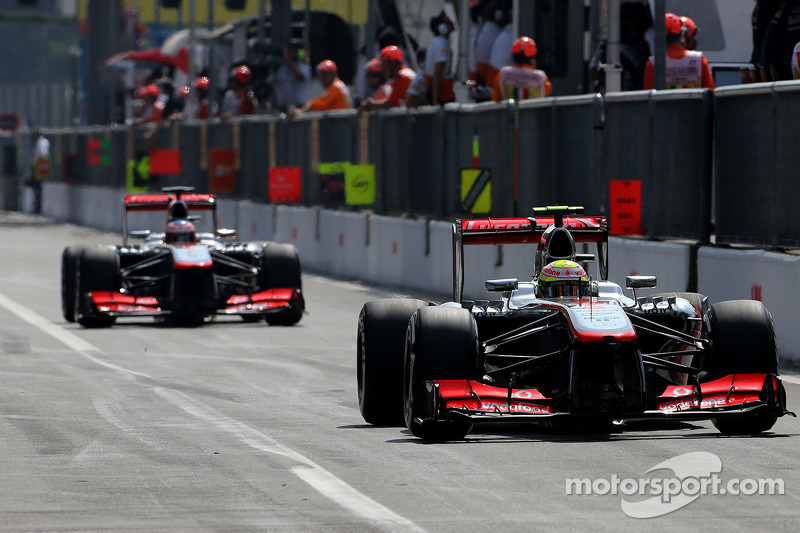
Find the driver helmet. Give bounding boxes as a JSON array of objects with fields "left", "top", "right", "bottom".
[
  {"left": 537, "top": 260, "right": 590, "bottom": 298},
  {"left": 165, "top": 219, "right": 197, "bottom": 244}
]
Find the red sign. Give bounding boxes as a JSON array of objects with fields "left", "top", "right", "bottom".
[
  {"left": 88, "top": 139, "right": 101, "bottom": 166},
  {"left": 209, "top": 148, "right": 237, "bottom": 192},
  {"left": 268, "top": 167, "right": 302, "bottom": 203},
  {"left": 609, "top": 180, "right": 643, "bottom": 235},
  {"left": 0, "top": 112, "right": 21, "bottom": 132},
  {"left": 149, "top": 149, "right": 182, "bottom": 175}
]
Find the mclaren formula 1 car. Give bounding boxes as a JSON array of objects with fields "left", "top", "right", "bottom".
[
  {"left": 357, "top": 206, "right": 791, "bottom": 439},
  {"left": 61, "top": 187, "right": 304, "bottom": 327}
]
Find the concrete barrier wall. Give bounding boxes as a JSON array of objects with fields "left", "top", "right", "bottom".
[
  {"left": 699, "top": 247, "right": 800, "bottom": 364},
  {"left": 41, "top": 183, "right": 800, "bottom": 363}
]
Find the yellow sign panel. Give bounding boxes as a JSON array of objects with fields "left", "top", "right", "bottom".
[
  {"left": 78, "top": 1, "right": 367, "bottom": 26},
  {"left": 345, "top": 164, "right": 375, "bottom": 205},
  {"left": 461, "top": 168, "right": 492, "bottom": 214}
]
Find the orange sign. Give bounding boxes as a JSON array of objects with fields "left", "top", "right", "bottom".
[
  {"left": 609, "top": 180, "right": 643, "bottom": 235},
  {"left": 209, "top": 148, "right": 237, "bottom": 193},
  {"left": 269, "top": 167, "right": 302, "bottom": 203}
]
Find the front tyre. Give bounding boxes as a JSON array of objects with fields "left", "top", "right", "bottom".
[
  {"left": 704, "top": 300, "right": 779, "bottom": 435},
  {"left": 357, "top": 299, "right": 428, "bottom": 425},
  {"left": 260, "top": 243, "right": 304, "bottom": 325},
  {"left": 77, "top": 247, "right": 120, "bottom": 328},
  {"left": 61, "top": 245, "right": 85, "bottom": 322},
  {"left": 404, "top": 306, "right": 479, "bottom": 440}
]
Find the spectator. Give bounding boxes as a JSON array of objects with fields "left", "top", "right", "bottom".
[
  {"left": 588, "top": 1, "right": 652, "bottom": 93},
  {"left": 270, "top": 43, "right": 311, "bottom": 113},
  {"left": 29, "top": 129, "right": 51, "bottom": 214},
  {"left": 220, "top": 65, "right": 257, "bottom": 117},
  {"left": 643, "top": 13, "right": 715, "bottom": 90},
  {"left": 190, "top": 76, "right": 217, "bottom": 119},
  {"left": 488, "top": 7, "right": 514, "bottom": 84},
  {"left": 158, "top": 78, "right": 184, "bottom": 119},
  {"left": 424, "top": 12, "right": 456, "bottom": 105},
  {"left": 291, "top": 60, "right": 351, "bottom": 115},
  {"left": 474, "top": 0, "right": 505, "bottom": 96},
  {"left": 365, "top": 58, "right": 391, "bottom": 101},
  {"left": 745, "top": 0, "right": 781, "bottom": 82},
  {"left": 406, "top": 50, "right": 429, "bottom": 108},
  {"left": 492, "top": 36, "right": 552, "bottom": 102},
  {"left": 760, "top": 0, "right": 800, "bottom": 81},
  {"left": 359, "top": 46, "right": 416, "bottom": 112},
  {"left": 467, "top": 0, "right": 488, "bottom": 83},
  {"left": 482, "top": 0, "right": 513, "bottom": 87},
  {"left": 133, "top": 84, "right": 164, "bottom": 124}
]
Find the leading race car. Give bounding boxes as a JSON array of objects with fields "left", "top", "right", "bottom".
[
  {"left": 61, "top": 186, "right": 304, "bottom": 327},
  {"left": 357, "top": 206, "right": 792, "bottom": 440}
]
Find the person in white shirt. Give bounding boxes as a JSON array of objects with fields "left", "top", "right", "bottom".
[{"left": 424, "top": 12, "right": 456, "bottom": 105}]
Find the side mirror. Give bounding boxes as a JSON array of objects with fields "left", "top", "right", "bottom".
[
  {"left": 129, "top": 230, "right": 151, "bottom": 240},
  {"left": 217, "top": 228, "right": 237, "bottom": 239},
  {"left": 625, "top": 275, "right": 657, "bottom": 289},
  {"left": 485, "top": 278, "right": 519, "bottom": 292}
]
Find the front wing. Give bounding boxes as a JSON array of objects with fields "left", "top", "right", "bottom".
[
  {"left": 416, "top": 374, "right": 790, "bottom": 426},
  {"left": 85, "top": 288, "right": 301, "bottom": 318}
]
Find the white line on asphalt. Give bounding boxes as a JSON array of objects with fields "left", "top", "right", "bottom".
[
  {"left": 0, "top": 291, "right": 425, "bottom": 530},
  {"left": 781, "top": 374, "right": 800, "bottom": 386},
  {"left": 0, "top": 292, "right": 152, "bottom": 379},
  {"left": 156, "top": 387, "right": 426, "bottom": 533}
]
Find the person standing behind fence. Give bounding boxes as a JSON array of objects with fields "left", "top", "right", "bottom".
[
  {"left": 760, "top": 0, "right": 800, "bottom": 81},
  {"left": 29, "top": 129, "right": 50, "bottom": 214},
  {"left": 191, "top": 76, "right": 217, "bottom": 119},
  {"left": 221, "top": 65, "right": 257, "bottom": 117},
  {"left": 134, "top": 84, "right": 164, "bottom": 124},
  {"left": 365, "top": 58, "right": 391, "bottom": 101},
  {"left": 492, "top": 37, "right": 552, "bottom": 102},
  {"left": 425, "top": 12, "right": 456, "bottom": 105},
  {"left": 359, "top": 46, "right": 416, "bottom": 112},
  {"left": 270, "top": 44, "right": 311, "bottom": 113},
  {"left": 643, "top": 13, "right": 715, "bottom": 90},
  {"left": 291, "top": 60, "right": 351, "bottom": 115},
  {"left": 473, "top": 0, "right": 504, "bottom": 100},
  {"left": 745, "top": 0, "right": 781, "bottom": 82}
]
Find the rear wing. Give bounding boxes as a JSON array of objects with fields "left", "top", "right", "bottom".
[
  {"left": 122, "top": 189, "right": 218, "bottom": 245},
  {"left": 452, "top": 207, "right": 609, "bottom": 302},
  {"left": 124, "top": 193, "right": 216, "bottom": 211}
]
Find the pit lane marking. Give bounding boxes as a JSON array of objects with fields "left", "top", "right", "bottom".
[
  {"left": 781, "top": 374, "right": 800, "bottom": 386},
  {"left": 0, "top": 292, "right": 425, "bottom": 531},
  {"left": 0, "top": 292, "right": 151, "bottom": 379},
  {"left": 156, "top": 387, "right": 427, "bottom": 533}
]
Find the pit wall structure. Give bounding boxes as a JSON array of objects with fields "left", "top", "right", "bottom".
[{"left": 42, "top": 183, "right": 800, "bottom": 365}]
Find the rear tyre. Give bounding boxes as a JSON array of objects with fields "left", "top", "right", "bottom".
[
  {"left": 260, "top": 243, "right": 304, "bottom": 326},
  {"left": 704, "top": 300, "right": 779, "bottom": 435},
  {"left": 404, "top": 306, "right": 478, "bottom": 440},
  {"left": 61, "top": 245, "right": 85, "bottom": 322},
  {"left": 357, "top": 298, "right": 428, "bottom": 425},
  {"left": 77, "top": 247, "right": 120, "bottom": 328}
]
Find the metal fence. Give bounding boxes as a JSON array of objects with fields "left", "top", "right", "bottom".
[{"left": 5, "top": 81, "right": 800, "bottom": 248}]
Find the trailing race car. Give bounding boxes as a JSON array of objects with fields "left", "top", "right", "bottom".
[
  {"left": 61, "top": 186, "right": 304, "bottom": 327},
  {"left": 357, "top": 206, "right": 791, "bottom": 440}
]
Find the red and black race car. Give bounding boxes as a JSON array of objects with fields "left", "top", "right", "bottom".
[
  {"left": 357, "top": 206, "right": 792, "bottom": 440},
  {"left": 61, "top": 187, "right": 304, "bottom": 327}
]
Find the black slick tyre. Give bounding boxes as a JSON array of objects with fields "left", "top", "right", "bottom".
[
  {"left": 61, "top": 245, "right": 84, "bottom": 322},
  {"left": 357, "top": 298, "right": 428, "bottom": 425},
  {"left": 404, "top": 306, "right": 478, "bottom": 440},
  {"left": 260, "top": 243, "right": 304, "bottom": 325},
  {"left": 77, "top": 247, "right": 120, "bottom": 328},
  {"left": 704, "top": 300, "right": 779, "bottom": 435}
]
